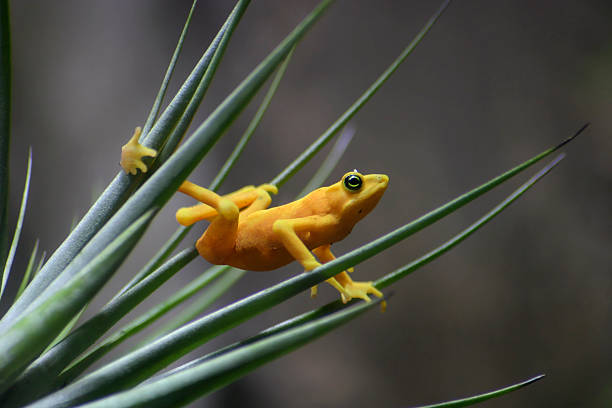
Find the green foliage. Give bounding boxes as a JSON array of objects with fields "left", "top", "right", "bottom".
[
  {"left": 0, "top": 0, "right": 582, "bottom": 406},
  {"left": 414, "top": 375, "right": 545, "bottom": 408},
  {"left": 0, "top": 151, "right": 30, "bottom": 301}
]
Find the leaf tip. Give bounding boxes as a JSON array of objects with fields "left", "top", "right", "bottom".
[
  {"left": 555, "top": 122, "right": 589, "bottom": 151},
  {"left": 521, "top": 374, "right": 546, "bottom": 387}
]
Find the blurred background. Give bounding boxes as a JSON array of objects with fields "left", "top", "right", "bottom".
[{"left": 4, "top": 0, "right": 612, "bottom": 406}]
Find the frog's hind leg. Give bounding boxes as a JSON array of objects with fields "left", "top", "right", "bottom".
[
  {"left": 312, "top": 244, "right": 384, "bottom": 310},
  {"left": 177, "top": 181, "right": 240, "bottom": 263},
  {"left": 239, "top": 184, "right": 277, "bottom": 217},
  {"left": 176, "top": 183, "right": 277, "bottom": 226}
]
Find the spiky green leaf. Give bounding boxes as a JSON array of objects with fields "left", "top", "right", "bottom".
[
  {"left": 297, "top": 125, "right": 355, "bottom": 198},
  {"left": 0, "top": 247, "right": 197, "bottom": 407},
  {"left": 0, "top": 0, "right": 248, "bottom": 329},
  {"left": 0, "top": 210, "right": 154, "bottom": 393},
  {"left": 210, "top": 47, "right": 295, "bottom": 189},
  {"left": 151, "top": 0, "right": 251, "bottom": 169},
  {"left": 413, "top": 375, "right": 545, "bottom": 408},
  {"left": 0, "top": 150, "right": 30, "bottom": 301},
  {"left": 270, "top": 0, "right": 452, "bottom": 187},
  {"left": 142, "top": 268, "right": 246, "bottom": 346},
  {"left": 141, "top": 0, "right": 198, "bottom": 136},
  {"left": 42, "top": 296, "right": 383, "bottom": 408},
  {"left": 14, "top": 239, "right": 37, "bottom": 300},
  {"left": 117, "top": 225, "right": 191, "bottom": 295},
  {"left": 57, "top": 264, "right": 231, "bottom": 386},
  {"left": 375, "top": 153, "right": 567, "bottom": 289},
  {"left": 0, "top": 0, "right": 329, "bottom": 332}
]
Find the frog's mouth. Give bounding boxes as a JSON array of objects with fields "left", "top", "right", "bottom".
[{"left": 370, "top": 174, "right": 389, "bottom": 189}]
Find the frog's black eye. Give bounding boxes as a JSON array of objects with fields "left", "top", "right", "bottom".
[{"left": 343, "top": 174, "right": 362, "bottom": 191}]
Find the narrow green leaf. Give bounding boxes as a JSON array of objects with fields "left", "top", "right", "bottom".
[
  {"left": 210, "top": 47, "right": 295, "bottom": 189},
  {"left": 42, "top": 306, "right": 85, "bottom": 353},
  {"left": 0, "top": 0, "right": 326, "bottom": 332},
  {"left": 146, "top": 298, "right": 350, "bottom": 383},
  {"left": 297, "top": 125, "right": 355, "bottom": 198},
  {"left": 0, "top": 0, "right": 249, "bottom": 330},
  {"left": 0, "top": 149, "right": 31, "bottom": 301},
  {"left": 141, "top": 1, "right": 246, "bottom": 156},
  {"left": 14, "top": 239, "right": 37, "bottom": 300},
  {"left": 0, "top": 210, "right": 155, "bottom": 394},
  {"left": 117, "top": 225, "right": 190, "bottom": 295},
  {"left": 54, "top": 297, "right": 383, "bottom": 408},
  {"left": 33, "top": 250, "right": 45, "bottom": 276},
  {"left": 413, "top": 375, "right": 545, "bottom": 408},
  {"left": 58, "top": 265, "right": 231, "bottom": 385},
  {"left": 37, "top": 132, "right": 579, "bottom": 406},
  {"left": 0, "top": 0, "right": 10, "bottom": 271},
  {"left": 151, "top": 0, "right": 251, "bottom": 169},
  {"left": 375, "top": 153, "right": 567, "bottom": 289},
  {"left": 141, "top": 0, "right": 198, "bottom": 136},
  {"left": 141, "top": 268, "right": 246, "bottom": 345},
  {"left": 270, "top": 0, "right": 452, "bottom": 188},
  {"left": 0, "top": 247, "right": 197, "bottom": 408}
]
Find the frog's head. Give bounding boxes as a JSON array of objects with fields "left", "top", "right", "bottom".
[{"left": 333, "top": 170, "right": 388, "bottom": 224}]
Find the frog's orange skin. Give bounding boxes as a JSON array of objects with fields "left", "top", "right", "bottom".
[{"left": 176, "top": 171, "right": 388, "bottom": 304}]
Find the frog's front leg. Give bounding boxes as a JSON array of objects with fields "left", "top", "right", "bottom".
[
  {"left": 312, "top": 244, "right": 383, "bottom": 309},
  {"left": 120, "top": 127, "right": 158, "bottom": 175},
  {"left": 272, "top": 216, "right": 351, "bottom": 300},
  {"left": 310, "top": 244, "right": 353, "bottom": 298}
]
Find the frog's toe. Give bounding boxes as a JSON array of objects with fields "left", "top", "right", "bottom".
[
  {"left": 310, "top": 285, "right": 318, "bottom": 298},
  {"left": 258, "top": 184, "right": 278, "bottom": 195},
  {"left": 343, "top": 281, "right": 382, "bottom": 303}
]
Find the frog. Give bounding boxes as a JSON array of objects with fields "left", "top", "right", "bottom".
[
  {"left": 119, "top": 132, "right": 388, "bottom": 304},
  {"left": 175, "top": 171, "right": 388, "bottom": 304}
]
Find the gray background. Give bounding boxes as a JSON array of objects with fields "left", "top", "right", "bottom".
[{"left": 4, "top": 1, "right": 612, "bottom": 407}]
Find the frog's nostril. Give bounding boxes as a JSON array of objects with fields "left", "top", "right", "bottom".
[{"left": 376, "top": 174, "right": 389, "bottom": 185}]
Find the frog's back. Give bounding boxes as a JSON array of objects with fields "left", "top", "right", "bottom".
[{"left": 225, "top": 188, "right": 343, "bottom": 270}]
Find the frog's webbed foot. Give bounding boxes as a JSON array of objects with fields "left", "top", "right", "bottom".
[
  {"left": 120, "top": 126, "right": 158, "bottom": 175},
  {"left": 340, "top": 280, "right": 382, "bottom": 303},
  {"left": 341, "top": 280, "right": 386, "bottom": 312}
]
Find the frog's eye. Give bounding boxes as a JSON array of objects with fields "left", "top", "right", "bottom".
[{"left": 343, "top": 174, "right": 362, "bottom": 191}]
